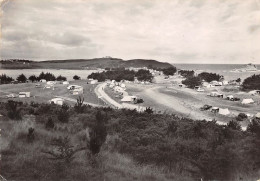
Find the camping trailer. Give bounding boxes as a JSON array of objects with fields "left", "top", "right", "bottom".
[
  {"left": 241, "top": 98, "right": 254, "bottom": 104},
  {"left": 19, "top": 92, "right": 30, "bottom": 98},
  {"left": 49, "top": 98, "right": 64, "bottom": 105},
  {"left": 121, "top": 96, "right": 137, "bottom": 102}
]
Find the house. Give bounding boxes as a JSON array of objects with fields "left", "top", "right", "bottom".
[
  {"left": 219, "top": 108, "right": 230, "bottom": 115},
  {"left": 40, "top": 79, "right": 47, "bottom": 83},
  {"left": 19, "top": 92, "right": 30, "bottom": 98},
  {"left": 49, "top": 98, "right": 64, "bottom": 105},
  {"left": 121, "top": 96, "right": 137, "bottom": 102},
  {"left": 241, "top": 98, "right": 254, "bottom": 104}
]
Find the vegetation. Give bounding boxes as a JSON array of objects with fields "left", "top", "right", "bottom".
[
  {"left": 88, "top": 68, "right": 154, "bottom": 82},
  {"left": 38, "top": 72, "right": 56, "bottom": 81},
  {"left": 0, "top": 74, "right": 14, "bottom": 84},
  {"left": 242, "top": 74, "right": 260, "bottom": 90},
  {"left": 0, "top": 101, "right": 260, "bottom": 180},
  {"left": 178, "top": 70, "right": 195, "bottom": 78},
  {"left": 56, "top": 75, "right": 67, "bottom": 81},
  {"left": 6, "top": 100, "right": 22, "bottom": 120},
  {"left": 198, "top": 72, "right": 223, "bottom": 82},
  {"left": 16, "top": 74, "right": 27, "bottom": 83},
  {"left": 182, "top": 76, "right": 202, "bottom": 88},
  {"left": 73, "top": 75, "right": 81, "bottom": 80},
  {"left": 28, "top": 75, "right": 38, "bottom": 82}
]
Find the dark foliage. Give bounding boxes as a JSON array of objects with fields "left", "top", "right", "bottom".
[
  {"left": 247, "top": 118, "right": 260, "bottom": 137},
  {"left": 227, "top": 120, "right": 241, "bottom": 131},
  {"left": 73, "top": 75, "right": 81, "bottom": 80},
  {"left": 57, "top": 104, "right": 70, "bottom": 123},
  {"left": 182, "top": 76, "right": 202, "bottom": 88},
  {"left": 16, "top": 74, "right": 27, "bottom": 83},
  {"left": 28, "top": 75, "right": 37, "bottom": 82},
  {"left": 242, "top": 74, "right": 260, "bottom": 90},
  {"left": 0, "top": 74, "right": 14, "bottom": 84},
  {"left": 198, "top": 72, "right": 223, "bottom": 82},
  {"left": 38, "top": 72, "right": 56, "bottom": 81},
  {"left": 161, "top": 67, "right": 177, "bottom": 76},
  {"left": 6, "top": 100, "right": 22, "bottom": 120},
  {"left": 27, "top": 127, "right": 35, "bottom": 143},
  {"left": 89, "top": 111, "right": 107, "bottom": 155},
  {"left": 74, "top": 97, "right": 85, "bottom": 113},
  {"left": 144, "top": 107, "right": 153, "bottom": 114},
  {"left": 236, "top": 113, "right": 248, "bottom": 121},
  {"left": 56, "top": 75, "right": 67, "bottom": 81},
  {"left": 88, "top": 68, "right": 153, "bottom": 82},
  {"left": 46, "top": 117, "right": 55, "bottom": 129},
  {"left": 178, "top": 70, "right": 195, "bottom": 78}
]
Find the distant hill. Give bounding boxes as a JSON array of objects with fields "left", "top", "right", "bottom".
[{"left": 0, "top": 58, "right": 173, "bottom": 69}]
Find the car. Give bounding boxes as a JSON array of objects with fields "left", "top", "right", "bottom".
[{"left": 200, "top": 104, "right": 212, "bottom": 111}]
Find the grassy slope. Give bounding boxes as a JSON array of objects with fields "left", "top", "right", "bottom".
[
  {"left": 1, "top": 58, "right": 173, "bottom": 70},
  {"left": 0, "top": 116, "right": 186, "bottom": 181}
]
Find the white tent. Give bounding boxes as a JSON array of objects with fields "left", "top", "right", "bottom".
[
  {"left": 47, "top": 81, "right": 55, "bottom": 85},
  {"left": 120, "top": 83, "right": 126, "bottom": 88},
  {"left": 62, "top": 81, "right": 69, "bottom": 85},
  {"left": 90, "top": 80, "right": 98, "bottom": 84},
  {"left": 219, "top": 108, "right": 230, "bottom": 115},
  {"left": 49, "top": 98, "right": 64, "bottom": 105},
  {"left": 114, "top": 86, "right": 124, "bottom": 92},
  {"left": 241, "top": 98, "right": 254, "bottom": 104},
  {"left": 255, "top": 112, "right": 260, "bottom": 119}
]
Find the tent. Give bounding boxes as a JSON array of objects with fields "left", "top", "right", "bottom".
[
  {"left": 90, "top": 80, "right": 98, "bottom": 84},
  {"left": 40, "top": 79, "right": 46, "bottom": 83},
  {"left": 49, "top": 98, "right": 64, "bottom": 105},
  {"left": 227, "top": 95, "right": 234, "bottom": 100},
  {"left": 62, "top": 81, "right": 69, "bottom": 85},
  {"left": 47, "top": 81, "right": 55, "bottom": 85},
  {"left": 211, "top": 107, "right": 219, "bottom": 113},
  {"left": 219, "top": 108, "right": 230, "bottom": 115},
  {"left": 255, "top": 112, "right": 260, "bottom": 119},
  {"left": 114, "top": 86, "right": 124, "bottom": 92},
  {"left": 120, "top": 83, "right": 126, "bottom": 88},
  {"left": 241, "top": 98, "right": 254, "bottom": 104}
]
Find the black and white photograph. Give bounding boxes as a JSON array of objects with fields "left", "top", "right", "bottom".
[{"left": 0, "top": 0, "right": 260, "bottom": 180}]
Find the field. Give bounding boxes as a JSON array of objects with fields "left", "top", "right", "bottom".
[{"left": 0, "top": 80, "right": 103, "bottom": 106}]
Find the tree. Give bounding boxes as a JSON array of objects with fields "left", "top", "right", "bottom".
[
  {"left": 16, "top": 73, "right": 27, "bottom": 83},
  {"left": 29, "top": 75, "right": 38, "bottom": 82},
  {"left": 162, "top": 67, "right": 177, "bottom": 76},
  {"left": 73, "top": 75, "right": 80, "bottom": 80},
  {"left": 242, "top": 74, "right": 260, "bottom": 90},
  {"left": 57, "top": 104, "right": 70, "bottom": 123},
  {"left": 198, "top": 72, "right": 223, "bottom": 82},
  {"left": 182, "top": 76, "right": 202, "bottom": 88},
  {"left": 6, "top": 100, "right": 22, "bottom": 120},
  {"left": 89, "top": 111, "right": 107, "bottom": 155},
  {"left": 227, "top": 120, "right": 241, "bottom": 131},
  {"left": 56, "top": 75, "right": 67, "bottom": 81},
  {"left": 0, "top": 74, "right": 14, "bottom": 84},
  {"left": 74, "top": 97, "right": 85, "bottom": 113}
]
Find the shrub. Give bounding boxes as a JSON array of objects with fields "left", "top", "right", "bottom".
[
  {"left": 6, "top": 100, "right": 22, "bottom": 120},
  {"left": 16, "top": 73, "right": 27, "bottom": 83},
  {"left": 27, "top": 127, "right": 35, "bottom": 143},
  {"left": 89, "top": 111, "right": 107, "bottom": 155},
  {"left": 74, "top": 97, "right": 85, "bottom": 113},
  {"left": 56, "top": 75, "right": 67, "bottom": 81},
  {"left": 242, "top": 74, "right": 260, "bottom": 90},
  {"left": 236, "top": 113, "right": 248, "bottom": 121},
  {"left": 182, "top": 76, "right": 202, "bottom": 88},
  {"left": 198, "top": 72, "right": 223, "bottom": 82},
  {"left": 73, "top": 75, "right": 80, "bottom": 80},
  {"left": 28, "top": 75, "right": 37, "bottom": 82},
  {"left": 57, "top": 104, "right": 70, "bottom": 123},
  {"left": 46, "top": 118, "right": 55, "bottom": 129},
  {"left": 0, "top": 74, "right": 14, "bottom": 84},
  {"left": 227, "top": 120, "right": 241, "bottom": 131},
  {"left": 144, "top": 107, "right": 153, "bottom": 114}
]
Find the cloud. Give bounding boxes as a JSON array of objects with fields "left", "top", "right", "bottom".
[{"left": 1, "top": 0, "right": 260, "bottom": 64}]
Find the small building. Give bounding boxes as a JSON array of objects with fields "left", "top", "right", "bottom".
[
  {"left": 241, "top": 98, "right": 254, "bottom": 104},
  {"left": 49, "top": 98, "right": 64, "bottom": 105},
  {"left": 19, "top": 92, "right": 30, "bottom": 98}
]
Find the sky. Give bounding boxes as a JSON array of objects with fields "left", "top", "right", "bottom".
[{"left": 0, "top": 0, "right": 260, "bottom": 64}]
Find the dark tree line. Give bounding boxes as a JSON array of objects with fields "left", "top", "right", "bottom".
[
  {"left": 0, "top": 74, "right": 14, "bottom": 84},
  {"left": 242, "top": 74, "right": 260, "bottom": 90},
  {"left": 88, "top": 68, "right": 153, "bottom": 82}
]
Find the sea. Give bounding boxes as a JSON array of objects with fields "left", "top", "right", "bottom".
[
  {"left": 0, "top": 64, "right": 259, "bottom": 81},
  {"left": 174, "top": 64, "right": 260, "bottom": 81}
]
